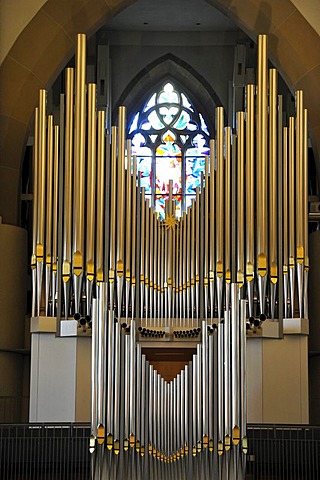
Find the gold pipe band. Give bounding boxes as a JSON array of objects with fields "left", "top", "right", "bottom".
[
  {"left": 73, "top": 34, "right": 86, "bottom": 264},
  {"left": 237, "top": 112, "right": 244, "bottom": 286},
  {"left": 37, "top": 89, "right": 46, "bottom": 254},
  {"left": 216, "top": 108, "right": 224, "bottom": 267},
  {"left": 96, "top": 110, "right": 106, "bottom": 280},
  {"left": 86, "top": 84, "right": 97, "bottom": 279},
  {"left": 110, "top": 126, "right": 117, "bottom": 270},
  {"left": 257, "top": 34, "right": 268, "bottom": 262},
  {"left": 296, "top": 90, "right": 304, "bottom": 255},
  {"left": 289, "top": 117, "right": 295, "bottom": 260},
  {"left": 45, "top": 115, "right": 54, "bottom": 265},
  {"left": 52, "top": 126, "right": 59, "bottom": 264},
  {"left": 283, "top": 127, "right": 288, "bottom": 269},
  {"left": 269, "top": 69, "right": 278, "bottom": 280},
  {"left": 32, "top": 108, "right": 39, "bottom": 258},
  {"left": 246, "top": 84, "right": 255, "bottom": 276},
  {"left": 225, "top": 127, "right": 231, "bottom": 275},
  {"left": 64, "top": 68, "right": 74, "bottom": 267}
]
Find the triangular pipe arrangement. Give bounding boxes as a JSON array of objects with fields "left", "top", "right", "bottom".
[{"left": 31, "top": 33, "right": 309, "bottom": 478}]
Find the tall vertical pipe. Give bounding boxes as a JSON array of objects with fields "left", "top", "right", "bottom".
[
  {"left": 86, "top": 84, "right": 97, "bottom": 314},
  {"left": 116, "top": 106, "right": 126, "bottom": 318},
  {"left": 62, "top": 68, "right": 74, "bottom": 317},
  {"left": 237, "top": 112, "right": 245, "bottom": 290},
  {"left": 296, "top": 91, "right": 304, "bottom": 318},
  {"left": 269, "top": 69, "right": 278, "bottom": 318},
  {"left": 283, "top": 127, "right": 289, "bottom": 318},
  {"left": 256, "top": 34, "right": 268, "bottom": 315},
  {"left": 246, "top": 84, "right": 255, "bottom": 317},
  {"left": 288, "top": 117, "right": 295, "bottom": 317},
  {"left": 73, "top": 34, "right": 86, "bottom": 315},
  {"left": 216, "top": 108, "right": 224, "bottom": 320},
  {"left": 131, "top": 156, "right": 137, "bottom": 320},
  {"left": 225, "top": 127, "right": 231, "bottom": 309},
  {"left": 45, "top": 115, "right": 53, "bottom": 315},
  {"left": 303, "top": 109, "right": 309, "bottom": 319},
  {"left": 52, "top": 125, "right": 59, "bottom": 316},
  {"left": 31, "top": 108, "right": 39, "bottom": 317},
  {"left": 36, "top": 89, "right": 47, "bottom": 316},
  {"left": 231, "top": 284, "right": 240, "bottom": 446},
  {"left": 125, "top": 141, "right": 132, "bottom": 323},
  {"left": 209, "top": 139, "right": 215, "bottom": 321},
  {"left": 109, "top": 127, "right": 117, "bottom": 311},
  {"left": 96, "top": 110, "right": 106, "bottom": 284}
]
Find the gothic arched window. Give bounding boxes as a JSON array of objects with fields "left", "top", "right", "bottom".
[{"left": 128, "top": 82, "right": 210, "bottom": 217}]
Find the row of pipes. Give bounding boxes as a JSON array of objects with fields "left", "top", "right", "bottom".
[
  {"left": 31, "top": 35, "right": 308, "bottom": 326},
  {"left": 91, "top": 284, "right": 246, "bottom": 467}
]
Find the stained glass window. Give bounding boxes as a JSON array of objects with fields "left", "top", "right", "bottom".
[{"left": 128, "top": 82, "right": 210, "bottom": 217}]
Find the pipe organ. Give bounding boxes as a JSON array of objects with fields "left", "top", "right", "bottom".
[{"left": 31, "top": 33, "right": 308, "bottom": 478}]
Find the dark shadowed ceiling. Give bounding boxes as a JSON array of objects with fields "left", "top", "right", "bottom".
[{"left": 106, "top": 0, "right": 238, "bottom": 31}]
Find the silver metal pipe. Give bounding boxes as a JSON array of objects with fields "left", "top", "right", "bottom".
[
  {"left": 202, "top": 320, "right": 208, "bottom": 445},
  {"left": 106, "top": 310, "right": 114, "bottom": 447},
  {"left": 97, "top": 283, "right": 107, "bottom": 443},
  {"left": 231, "top": 283, "right": 240, "bottom": 446},
  {"left": 113, "top": 320, "right": 121, "bottom": 453},
  {"left": 136, "top": 343, "right": 142, "bottom": 449},
  {"left": 224, "top": 310, "right": 231, "bottom": 450},
  {"left": 129, "top": 319, "right": 136, "bottom": 444},
  {"left": 91, "top": 298, "right": 98, "bottom": 438},
  {"left": 240, "top": 299, "right": 247, "bottom": 454},
  {"left": 283, "top": 127, "right": 289, "bottom": 318}
]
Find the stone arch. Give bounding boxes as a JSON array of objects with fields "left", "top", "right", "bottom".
[
  {"left": 114, "top": 53, "right": 224, "bottom": 135},
  {"left": 0, "top": 0, "right": 319, "bottom": 224}
]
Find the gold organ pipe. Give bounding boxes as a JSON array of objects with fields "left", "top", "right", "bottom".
[
  {"left": 216, "top": 108, "right": 224, "bottom": 279},
  {"left": 204, "top": 157, "right": 209, "bottom": 313},
  {"left": 140, "top": 187, "right": 146, "bottom": 320},
  {"left": 303, "top": 109, "right": 308, "bottom": 265},
  {"left": 296, "top": 91, "right": 304, "bottom": 263},
  {"left": 256, "top": 34, "right": 268, "bottom": 277},
  {"left": 182, "top": 212, "right": 187, "bottom": 319},
  {"left": 31, "top": 108, "right": 39, "bottom": 274},
  {"left": 37, "top": 89, "right": 46, "bottom": 262},
  {"left": 304, "top": 108, "right": 309, "bottom": 319},
  {"left": 224, "top": 127, "right": 231, "bottom": 285},
  {"left": 283, "top": 128, "right": 288, "bottom": 272},
  {"left": 209, "top": 139, "right": 215, "bottom": 321},
  {"left": 245, "top": 85, "right": 255, "bottom": 281},
  {"left": 86, "top": 84, "right": 97, "bottom": 282},
  {"left": 52, "top": 126, "right": 59, "bottom": 273},
  {"left": 195, "top": 189, "right": 200, "bottom": 321},
  {"left": 237, "top": 112, "right": 244, "bottom": 288},
  {"left": 109, "top": 127, "right": 117, "bottom": 281},
  {"left": 149, "top": 208, "right": 154, "bottom": 291},
  {"left": 62, "top": 68, "right": 74, "bottom": 283},
  {"left": 117, "top": 106, "right": 126, "bottom": 277},
  {"left": 145, "top": 200, "right": 150, "bottom": 287},
  {"left": 131, "top": 156, "right": 137, "bottom": 318},
  {"left": 204, "top": 157, "right": 209, "bottom": 278},
  {"left": 73, "top": 33, "right": 86, "bottom": 275},
  {"left": 288, "top": 118, "right": 295, "bottom": 268},
  {"left": 45, "top": 115, "right": 54, "bottom": 266},
  {"left": 126, "top": 142, "right": 132, "bottom": 285},
  {"left": 96, "top": 110, "right": 106, "bottom": 282},
  {"left": 269, "top": 69, "right": 278, "bottom": 283}
]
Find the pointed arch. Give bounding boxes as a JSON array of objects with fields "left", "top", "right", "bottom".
[{"left": 114, "top": 53, "right": 224, "bottom": 134}]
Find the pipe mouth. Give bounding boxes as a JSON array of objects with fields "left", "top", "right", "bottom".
[
  {"left": 74, "top": 313, "right": 81, "bottom": 321},
  {"left": 259, "top": 313, "right": 267, "bottom": 322},
  {"left": 253, "top": 319, "right": 260, "bottom": 327},
  {"left": 249, "top": 316, "right": 255, "bottom": 324},
  {"left": 85, "top": 315, "right": 91, "bottom": 322},
  {"left": 79, "top": 317, "right": 86, "bottom": 326}
]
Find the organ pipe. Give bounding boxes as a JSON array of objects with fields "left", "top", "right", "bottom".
[{"left": 30, "top": 32, "right": 310, "bottom": 475}]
